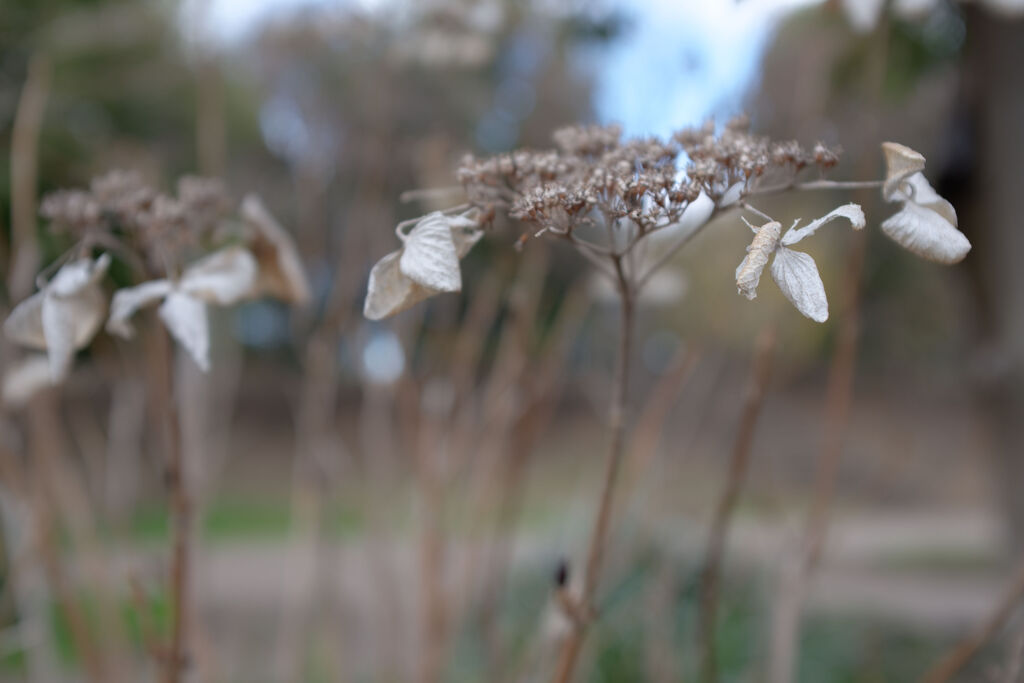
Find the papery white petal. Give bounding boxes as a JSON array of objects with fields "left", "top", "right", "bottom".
[
  {"left": 736, "top": 221, "right": 781, "bottom": 300},
  {"left": 41, "top": 285, "right": 106, "bottom": 381},
  {"left": 842, "top": 0, "right": 886, "bottom": 32},
  {"left": 2, "top": 356, "right": 53, "bottom": 407},
  {"left": 882, "top": 142, "right": 927, "bottom": 200},
  {"left": 106, "top": 280, "right": 174, "bottom": 339},
  {"left": 47, "top": 253, "right": 111, "bottom": 297},
  {"left": 399, "top": 213, "right": 463, "bottom": 292},
  {"left": 781, "top": 203, "right": 866, "bottom": 246},
  {"left": 3, "top": 292, "right": 48, "bottom": 349},
  {"left": 363, "top": 250, "right": 435, "bottom": 321},
  {"left": 718, "top": 182, "right": 744, "bottom": 208},
  {"left": 881, "top": 201, "right": 971, "bottom": 264},
  {"left": 897, "top": 173, "right": 957, "bottom": 227},
  {"left": 159, "top": 292, "right": 210, "bottom": 372},
  {"left": 240, "top": 194, "right": 312, "bottom": 306},
  {"left": 770, "top": 247, "right": 829, "bottom": 322},
  {"left": 180, "top": 246, "right": 258, "bottom": 305}
]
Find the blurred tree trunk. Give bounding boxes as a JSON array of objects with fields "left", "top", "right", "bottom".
[{"left": 961, "top": 10, "right": 1024, "bottom": 556}]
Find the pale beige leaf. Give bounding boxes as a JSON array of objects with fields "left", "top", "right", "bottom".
[
  {"left": 881, "top": 201, "right": 971, "bottom": 264},
  {"left": 400, "top": 213, "right": 463, "bottom": 292},
  {"left": 180, "top": 246, "right": 258, "bottom": 305},
  {"left": 718, "top": 182, "right": 744, "bottom": 208},
  {"left": 781, "top": 203, "right": 865, "bottom": 246},
  {"left": 882, "top": 142, "right": 926, "bottom": 200},
  {"left": 159, "top": 292, "right": 210, "bottom": 372},
  {"left": 363, "top": 250, "right": 434, "bottom": 321},
  {"left": 735, "top": 221, "right": 781, "bottom": 300},
  {"left": 771, "top": 247, "right": 829, "bottom": 322},
  {"left": 240, "top": 194, "right": 312, "bottom": 306},
  {"left": 106, "top": 280, "right": 173, "bottom": 339}
]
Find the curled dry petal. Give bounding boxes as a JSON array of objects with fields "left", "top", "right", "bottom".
[
  {"left": 882, "top": 201, "right": 971, "bottom": 264},
  {"left": 107, "top": 280, "right": 174, "bottom": 339},
  {"left": 735, "top": 221, "right": 781, "bottom": 300},
  {"left": 240, "top": 194, "right": 312, "bottom": 306},
  {"left": 364, "top": 212, "right": 483, "bottom": 321},
  {"left": 770, "top": 247, "right": 829, "bottom": 322},
  {"left": 882, "top": 142, "right": 926, "bottom": 200},
  {"left": 781, "top": 203, "right": 865, "bottom": 246},
  {"left": 179, "top": 246, "right": 258, "bottom": 305},
  {"left": 883, "top": 172, "right": 969, "bottom": 264},
  {"left": 3, "top": 254, "right": 111, "bottom": 381},
  {"left": 159, "top": 291, "right": 211, "bottom": 372}
]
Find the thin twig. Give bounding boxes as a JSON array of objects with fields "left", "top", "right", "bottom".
[
  {"left": 552, "top": 255, "right": 635, "bottom": 683},
  {"left": 920, "top": 563, "right": 1024, "bottom": 683},
  {"left": 697, "top": 326, "right": 776, "bottom": 683}
]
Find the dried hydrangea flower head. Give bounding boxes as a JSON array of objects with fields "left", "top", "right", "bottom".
[
  {"left": 367, "top": 119, "right": 969, "bottom": 324},
  {"left": 3, "top": 170, "right": 313, "bottom": 382}
]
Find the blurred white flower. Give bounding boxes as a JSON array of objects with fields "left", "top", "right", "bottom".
[
  {"left": 3, "top": 253, "right": 111, "bottom": 382},
  {"left": 107, "top": 247, "right": 257, "bottom": 371},
  {"left": 735, "top": 204, "right": 865, "bottom": 322},
  {"left": 240, "top": 194, "right": 312, "bottom": 306},
  {"left": 880, "top": 142, "right": 970, "bottom": 264},
  {"left": 363, "top": 211, "right": 483, "bottom": 320},
  {"left": 2, "top": 355, "right": 53, "bottom": 407}
]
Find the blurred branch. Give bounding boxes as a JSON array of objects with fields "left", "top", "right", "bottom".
[
  {"left": 8, "top": 54, "right": 51, "bottom": 302},
  {"left": 698, "top": 325, "right": 776, "bottom": 683}
]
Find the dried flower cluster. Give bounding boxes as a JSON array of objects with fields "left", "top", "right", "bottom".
[
  {"left": 365, "top": 117, "right": 970, "bottom": 323},
  {"left": 3, "top": 171, "right": 311, "bottom": 400}
]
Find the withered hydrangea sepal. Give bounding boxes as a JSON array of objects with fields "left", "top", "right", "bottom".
[{"left": 735, "top": 204, "right": 865, "bottom": 322}]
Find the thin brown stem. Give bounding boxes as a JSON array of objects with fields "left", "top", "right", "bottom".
[
  {"left": 697, "top": 326, "right": 776, "bottom": 683},
  {"left": 552, "top": 255, "right": 634, "bottom": 683},
  {"left": 155, "top": 328, "right": 192, "bottom": 683},
  {"left": 920, "top": 562, "right": 1024, "bottom": 683}
]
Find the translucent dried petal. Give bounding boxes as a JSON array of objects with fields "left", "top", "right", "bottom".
[
  {"left": 159, "top": 291, "right": 210, "bottom": 372},
  {"left": 897, "top": 173, "right": 957, "bottom": 227},
  {"left": 735, "top": 221, "right": 781, "bottom": 300},
  {"left": 48, "top": 253, "right": 111, "bottom": 297},
  {"left": 2, "top": 356, "right": 52, "bottom": 407},
  {"left": 881, "top": 201, "right": 971, "bottom": 264},
  {"left": 400, "top": 213, "right": 463, "bottom": 292},
  {"left": 363, "top": 250, "right": 434, "bottom": 321},
  {"left": 106, "top": 280, "right": 174, "bottom": 339},
  {"left": 180, "top": 246, "right": 258, "bottom": 305},
  {"left": 882, "top": 142, "right": 926, "bottom": 200},
  {"left": 770, "top": 247, "right": 829, "bottom": 322},
  {"left": 781, "top": 203, "right": 865, "bottom": 246},
  {"left": 240, "top": 194, "right": 312, "bottom": 306}
]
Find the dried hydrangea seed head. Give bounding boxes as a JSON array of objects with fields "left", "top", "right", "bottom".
[
  {"left": 90, "top": 169, "right": 155, "bottom": 217},
  {"left": 882, "top": 142, "right": 926, "bottom": 199},
  {"left": 40, "top": 190, "right": 101, "bottom": 234}
]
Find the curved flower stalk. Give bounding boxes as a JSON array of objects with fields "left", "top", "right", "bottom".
[
  {"left": 107, "top": 247, "right": 257, "bottom": 372},
  {"left": 3, "top": 253, "right": 111, "bottom": 381},
  {"left": 879, "top": 142, "right": 970, "bottom": 264},
  {"left": 735, "top": 204, "right": 865, "bottom": 322},
  {"left": 363, "top": 210, "right": 483, "bottom": 320}
]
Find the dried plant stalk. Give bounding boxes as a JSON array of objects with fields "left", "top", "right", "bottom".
[
  {"left": 920, "top": 562, "right": 1024, "bottom": 683},
  {"left": 698, "top": 326, "right": 776, "bottom": 683}
]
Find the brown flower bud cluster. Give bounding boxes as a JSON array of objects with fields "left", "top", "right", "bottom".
[
  {"left": 39, "top": 171, "right": 232, "bottom": 272},
  {"left": 457, "top": 117, "right": 840, "bottom": 246}
]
